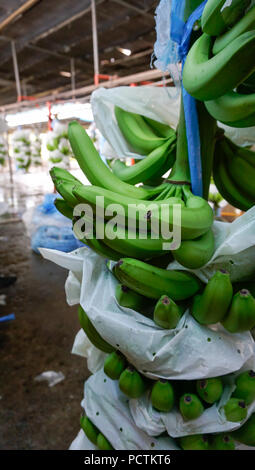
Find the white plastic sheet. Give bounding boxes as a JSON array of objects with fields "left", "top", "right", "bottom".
[
  {"left": 129, "top": 357, "right": 255, "bottom": 438},
  {"left": 80, "top": 368, "right": 179, "bottom": 450},
  {"left": 91, "top": 86, "right": 255, "bottom": 161},
  {"left": 40, "top": 209, "right": 255, "bottom": 381}
]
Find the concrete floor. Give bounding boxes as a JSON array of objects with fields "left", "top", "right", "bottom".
[{"left": 0, "top": 165, "right": 90, "bottom": 450}]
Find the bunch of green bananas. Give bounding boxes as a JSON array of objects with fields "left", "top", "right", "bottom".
[
  {"left": 80, "top": 414, "right": 114, "bottom": 449},
  {"left": 183, "top": 0, "right": 255, "bottom": 128},
  {"left": 213, "top": 135, "right": 255, "bottom": 212},
  {"left": 50, "top": 98, "right": 215, "bottom": 270}
]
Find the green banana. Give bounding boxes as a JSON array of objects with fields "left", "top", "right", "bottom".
[
  {"left": 53, "top": 179, "right": 80, "bottom": 208},
  {"left": 223, "top": 398, "right": 247, "bottom": 423},
  {"left": 80, "top": 415, "right": 99, "bottom": 445},
  {"left": 104, "top": 351, "right": 126, "bottom": 380},
  {"left": 210, "top": 433, "right": 235, "bottom": 451},
  {"left": 182, "top": 31, "right": 255, "bottom": 101},
  {"left": 142, "top": 115, "right": 175, "bottom": 139},
  {"left": 213, "top": 139, "right": 254, "bottom": 212},
  {"left": 201, "top": 0, "right": 251, "bottom": 37},
  {"left": 118, "top": 366, "right": 146, "bottom": 399},
  {"left": 97, "top": 433, "right": 114, "bottom": 450},
  {"left": 54, "top": 198, "right": 73, "bottom": 220},
  {"left": 184, "top": 0, "right": 205, "bottom": 22},
  {"left": 191, "top": 270, "right": 233, "bottom": 326},
  {"left": 172, "top": 228, "right": 215, "bottom": 270},
  {"left": 50, "top": 166, "right": 81, "bottom": 185},
  {"left": 153, "top": 295, "right": 182, "bottom": 329},
  {"left": 196, "top": 378, "right": 223, "bottom": 404},
  {"left": 225, "top": 150, "right": 255, "bottom": 200},
  {"left": 78, "top": 305, "right": 115, "bottom": 354},
  {"left": 150, "top": 379, "right": 175, "bottom": 412},
  {"left": 232, "top": 370, "right": 255, "bottom": 406},
  {"left": 222, "top": 289, "right": 255, "bottom": 333},
  {"left": 179, "top": 434, "right": 209, "bottom": 451},
  {"left": 213, "top": 5, "right": 255, "bottom": 55},
  {"left": 68, "top": 121, "right": 162, "bottom": 200},
  {"left": 179, "top": 393, "right": 204, "bottom": 421},
  {"left": 115, "top": 284, "right": 146, "bottom": 311},
  {"left": 111, "top": 139, "right": 176, "bottom": 185},
  {"left": 113, "top": 258, "right": 202, "bottom": 301},
  {"left": 72, "top": 183, "right": 214, "bottom": 241},
  {"left": 114, "top": 106, "right": 169, "bottom": 154},
  {"left": 232, "top": 412, "right": 255, "bottom": 446},
  {"left": 205, "top": 90, "right": 255, "bottom": 128}
]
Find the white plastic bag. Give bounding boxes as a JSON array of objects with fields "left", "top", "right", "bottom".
[
  {"left": 130, "top": 356, "right": 255, "bottom": 438},
  {"left": 81, "top": 368, "right": 179, "bottom": 450},
  {"left": 40, "top": 207, "right": 255, "bottom": 381}
]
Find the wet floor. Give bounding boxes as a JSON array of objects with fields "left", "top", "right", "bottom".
[{"left": 0, "top": 164, "right": 90, "bottom": 450}]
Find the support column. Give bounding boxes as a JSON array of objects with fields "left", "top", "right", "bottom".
[
  {"left": 91, "top": 0, "right": 99, "bottom": 85},
  {"left": 11, "top": 41, "right": 22, "bottom": 101}
]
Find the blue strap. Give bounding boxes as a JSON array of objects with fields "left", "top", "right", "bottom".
[
  {"left": 170, "top": 0, "right": 208, "bottom": 196},
  {"left": 0, "top": 313, "right": 15, "bottom": 323}
]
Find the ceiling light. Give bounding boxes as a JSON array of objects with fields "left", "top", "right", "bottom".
[
  {"left": 60, "top": 71, "right": 72, "bottom": 78},
  {"left": 110, "top": 57, "right": 115, "bottom": 63},
  {"left": 117, "top": 47, "right": 131, "bottom": 56}
]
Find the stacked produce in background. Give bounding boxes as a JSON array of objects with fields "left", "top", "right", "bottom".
[
  {"left": 46, "top": 0, "right": 255, "bottom": 451},
  {"left": 12, "top": 129, "right": 31, "bottom": 171},
  {"left": 46, "top": 121, "right": 73, "bottom": 169},
  {"left": 0, "top": 134, "right": 8, "bottom": 167},
  {"left": 30, "top": 132, "right": 42, "bottom": 167}
]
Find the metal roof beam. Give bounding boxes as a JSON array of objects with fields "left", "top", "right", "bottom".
[{"left": 111, "top": 0, "right": 155, "bottom": 20}]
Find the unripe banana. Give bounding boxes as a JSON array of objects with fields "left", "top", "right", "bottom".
[
  {"left": 52, "top": 179, "right": 80, "bottom": 208},
  {"left": 111, "top": 139, "right": 175, "bottom": 185},
  {"left": 114, "top": 106, "right": 168, "bottom": 154},
  {"left": 192, "top": 270, "right": 233, "bottom": 326},
  {"left": 113, "top": 258, "right": 202, "bottom": 301},
  {"left": 80, "top": 415, "right": 99, "bottom": 445},
  {"left": 179, "top": 393, "right": 204, "bottom": 421},
  {"left": 115, "top": 284, "right": 145, "bottom": 311},
  {"left": 50, "top": 166, "right": 81, "bottom": 185},
  {"left": 97, "top": 433, "right": 114, "bottom": 450},
  {"left": 213, "top": 5, "right": 255, "bottom": 55},
  {"left": 223, "top": 398, "right": 247, "bottom": 423},
  {"left": 226, "top": 152, "right": 255, "bottom": 200},
  {"left": 150, "top": 379, "right": 175, "bottom": 412},
  {"left": 153, "top": 295, "right": 182, "bottom": 329},
  {"left": 183, "top": 31, "right": 255, "bottom": 101},
  {"left": 172, "top": 228, "right": 215, "bottom": 269},
  {"left": 142, "top": 115, "right": 175, "bottom": 139},
  {"left": 78, "top": 305, "right": 115, "bottom": 354},
  {"left": 201, "top": 0, "right": 251, "bottom": 36},
  {"left": 72, "top": 183, "right": 214, "bottom": 241},
  {"left": 118, "top": 366, "right": 146, "bottom": 399},
  {"left": 210, "top": 433, "right": 235, "bottom": 451},
  {"left": 232, "top": 412, "right": 255, "bottom": 446},
  {"left": 213, "top": 140, "right": 254, "bottom": 212},
  {"left": 232, "top": 370, "right": 255, "bottom": 405},
  {"left": 196, "top": 377, "right": 223, "bottom": 404},
  {"left": 222, "top": 289, "right": 255, "bottom": 333},
  {"left": 179, "top": 434, "right": 209, "bottom": 450},
  {"left": 68, "top": 121, "right": 161, "bottom": 200},
  {"left": 104, "top": 351, "right": 126, "bottom": 380},
  {"left": 54, "top": 198, "right": 73, "bottom": 220},
  {"left": 205, "top": 90, "right": 255, "bottom": 128}
]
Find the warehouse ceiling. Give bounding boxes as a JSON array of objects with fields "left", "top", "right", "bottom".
[{"left": 0, "top": 0, "right": 159, "bottom": 106}]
